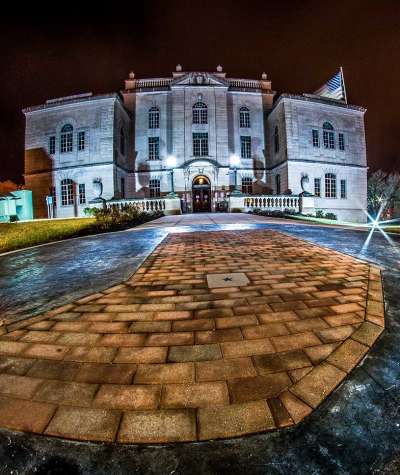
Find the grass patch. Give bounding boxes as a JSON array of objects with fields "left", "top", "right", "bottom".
[
  {"left": 381, "top": 226, "right": 400, "bottom": 234},
  {"left": 284, "top": 214, "right": 364, "bottom": 227},
  {"left": 0, "top": 218, "right": 98, "bottom": 253}
]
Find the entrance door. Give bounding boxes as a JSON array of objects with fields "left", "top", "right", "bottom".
[{"left": 192, "top": 175, "right": 211, "bottom": 212}]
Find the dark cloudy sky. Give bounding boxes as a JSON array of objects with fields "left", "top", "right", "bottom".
[{"left": 1, "top": 0, "right": 399, "bottom": 182}]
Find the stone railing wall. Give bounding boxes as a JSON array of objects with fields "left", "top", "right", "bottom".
[
  {"left": 242, "top": 195, "right": 301, "bottom": 212},
  {"left": 105, "top": 197, "right": 182, "bottom": 215}
]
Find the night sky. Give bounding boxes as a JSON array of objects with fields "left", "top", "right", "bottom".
[{"left": 1, "top": 1, "right": 399, "bottom": 183}]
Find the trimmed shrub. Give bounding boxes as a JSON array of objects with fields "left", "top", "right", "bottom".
[
  {"left": 324, "top": 212, "right": 337, "bottom": 220},
  {"left": 315, "top": 210, "right": 324, "bottom": 218}
]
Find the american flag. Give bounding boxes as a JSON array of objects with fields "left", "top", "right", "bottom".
[{"left": 314, "top": 70, "right": 346, "bottom": 101}]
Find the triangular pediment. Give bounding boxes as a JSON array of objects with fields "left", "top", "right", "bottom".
[{"left": 171, "top": 72, "right": 229, "bottom": 87}]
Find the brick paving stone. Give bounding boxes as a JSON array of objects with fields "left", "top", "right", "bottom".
[
  {"left": 153, "top": 310, "right": 192, "bottom": 321},
  {"left": 268, "top": 397, "right": 294, "bottom": 427},
  {"left": 114, "top": 347, "right": 167, "bottom": 364},
  {"left": 51, "top": 313, "right": 81, "bottom": 322},
  {"left": 79, "top": 313, "right": 114, "bottom": 322},
  {"left": 291, "top": 362, "right": 346, "bottom": 408},
  {"left": 279, "top": 390, "right": 313, "bottom": 423},
  {"left": 221, "top": 338, "right": 275, "bottom": 358},
  {"left": 0, "top": 330, "right": 26, "bottom": 341},
  {"left": 323, "top": 313, "right": 364, "bottom": 327},
  {"left": 330, "top": 303, "right": 364, "bottom": 314},
  {"left": 258, "top": 311, "right": 299, "bottom": 323},
  {"left": 351, "top": 321, "right": 383, "bottom": 346},
  {"left": 295, "top": 307, "right": 332, "bottom": 319},
  {"left": 27, "top": 321, "right": 55, "bottom": 331},
  {"left": 316, "top": 325, "right": 355, "bottom": 343},
  {"left": 129, "top": 321, "right": 171, "bottom": 333},
  {"left": 286, "top": 318, "right": 328, "bottom": 333},
  {"left": 56, "top": 332, "right": 101, "bottom": 346},
  {"left": 27, "top": 360, "right": 80, "bottom": 381},
  {"left": 228, "top": 373, "right": 292, "bottom": 403},
  {"left": 134, "top": 362, "right": 195, "bottom": 384},
  {"left": 196, "top": 357, "right": 257, "bottom": 381},
  {"left": 168, "top": 344, "right": 222, "bottom": 362},
  {"left": 95, "top": 384, "right": 161, "bottom": 410},
  {"left": 253, "top": 350, "right": 312, "bottom": 375},
  {"left": 146, "top": 332, "right": 194, "bottom": 347},
  {"left": 118, "top": 409, "right": 196, "bottom": 443},
  {"left": 64, "top": 346, "right": 117, "bottom": 363},
  {"left": 98, "top": 333, "right": 146, "bottom": 347},
  {"left": 0, "top": 374, "right": 43, "bottom": 398},
  {"left": 327, "top": 339, "right": 369, "bottom": 372},
  {"left": 24, "top": 344, "right": 70, "bottom": 360},
  {"left": 34, "top": 380, "right": 98, "bottom": 406},
  {"left": 88, "top": 322, "right": 130, "bottom": 333},
  {"left": 271, "top": 332, "right": 321, "bottom": 353},
  {"left": 0, "top": 356, "right": 35, "bottom": 376},
  {"left": 52, "top": 322, "right": 90, "bottom": 332},
  {"left": 195, "top": 308, "right": 234, "bottom": 319},
  {"left": 0, "top": 396, "right": 56, "bottom": 433},
  {"left": 288, "top": 366, "right": 313, "bottom": 383},
  {"left": 215, "top": 314, "right": 258, "bottom": 329},
  {"left": 114, "top": 312, "right": 154, "bottom": 321},
  {"left": 198, "top": 400, "right": 274, "bottom": 440},
  {"left": 172, "top": 319, "right": 214, "bottom": 332},
  {"left": 195, "top": 328, "right": 243, "bottom": 343},
  {"left": 161, "top": 382, "right": 229, "bottom": 408},
  {"left": 75, "top": 363, "right": 136, "bottom": 384},
  {"left": 45, "top": 406, "right": 120, "bottom": 442},
  {"left": 0, "top": 341, "right": 30, "bottom": 356},
  {"left": 304, "top": 343, "right": 340, "bottom": 364},
  {"left": 242, "top": 323, "right": 288, "bottom": 339}
]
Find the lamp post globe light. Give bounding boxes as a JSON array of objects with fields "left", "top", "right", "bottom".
[
  {"left": 229, "top": 154, "right": 242, "bottom": 196},
  {"left": 166, "top": 155, "right": 178, "bottom": 198}
]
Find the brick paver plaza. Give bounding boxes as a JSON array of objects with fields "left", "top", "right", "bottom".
[{"left": 0, "top": 230, "right": 384, "bottom": 443}]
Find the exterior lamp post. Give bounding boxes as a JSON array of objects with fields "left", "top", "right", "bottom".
[
  {"left": 229, "top": 154, "right": 242, "bottom": 196},
  {"left": 166, "top": 155, "right": 178, "bottom": 198}
]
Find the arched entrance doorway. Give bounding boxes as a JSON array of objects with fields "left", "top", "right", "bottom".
[{"left": 192, "top": 175, "right": 211, "bottom": 212}]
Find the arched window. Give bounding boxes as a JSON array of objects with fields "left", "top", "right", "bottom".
[
  {"left": 60, "top": 124, "right": 73, "bottom": 153},
  {"left": 60, "top": 179, "right": 74, "bottom": 206},
  {"left": 323, "top": 122, "right": 335, "bottom": 149},
  {"left": 239, "top": 107, "right": 250, "bottom": 128},
  {"left": 242, "top": 176, "right": 253, "bottom": 194},
  {"left": 193, "top": 102, "right": 207, "bottom": 124},
  {"left": 275, "top": 174, "right": 281, "bottom": 195},
  {"left": 149, "top": 178, "right": 161, "bottom": 198},
  {"left": 148, "top": 107, "right": 160, "bottom": 129},
  {"left": 274, "top": 126, "right": 279, "bottom": 154},
  {"left": 120, "top": 128, "right": 125, "bottom": 155},
  {"left": 325, "top": 173, "right": 337, "bottom": 198}
]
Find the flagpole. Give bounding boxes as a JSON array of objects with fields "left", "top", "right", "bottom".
[{"left": 340, "top": 66, "right": 348, "bottom": 104}]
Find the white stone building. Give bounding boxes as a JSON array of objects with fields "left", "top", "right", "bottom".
[{"left": 23, "top": 66, "right": 368, "bottom": 222}]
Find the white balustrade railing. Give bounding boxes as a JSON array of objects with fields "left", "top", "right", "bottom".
[
  {"left": 107, "top": 198, "right": 166, "bottom": 212},
  {"left": 229, "top": 79, "right": 261, "bottom": 89},
  {"left": 243, "top": 195, "right": 300, "bottom": 212},
  {"left": 136, "top": 78, "right": 172, "bottom": 88}
]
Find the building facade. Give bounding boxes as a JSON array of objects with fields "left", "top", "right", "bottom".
[{"left": 23, "top": 66, "right": 368, "bottom": 222}]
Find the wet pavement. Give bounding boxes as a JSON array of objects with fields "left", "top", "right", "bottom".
[{"left": 0, "top": 213, "right": 399, "bottom": 474}]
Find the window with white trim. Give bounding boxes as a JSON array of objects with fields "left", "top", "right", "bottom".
[
  {"left": 61, "top": 179, "right": 74, "bottom": 206},
  {"left": 242, "top": 176, "right": 253, "bottom": 194},
  {"left": 149, "top": 107, "right": 160, "bottom": 129},
  {"left": 193, "top": 133, "right": 208, "bottom": 156},
  {"left": 340, "top": 179, "right": 347, "bottom": 199},
  {"left": 240, "top": 136, "right": 251, "bottom": 159},
  {"left": 338, "top": 133, "right": 345, "bottom": 151},
  {"left": 193, "top": 102, "right": 207, "bottom": 124},
  {"left": 78, "top": 131, "right": 86, "bottom": 151},
  {"left": 148, "top": 137, "right": 160, "bottom": 160},
  {"left": 239, "top": 107, "right": 250, "bottom": 128},
  {"left": 312, "top": 129, "right": 319, "bottom": 147},
  {"left": 314, "top": 178, "right": 321, "bottom": 197},
  {"left": 149, "top": 178, "right": 161, "bottom": 198},
  {"left": 325, "top": 173, "right": 337, "bottom": 198},
  {"left": 49, "top": 136, "right": 56, "bottom": 155},
  {"left": 78, "top": 183, "right": 86, "bottom": 204},
  {"left": 323, "top": 122, "right": 335, "bottom": 149},
  {"left": 60, "top": 124, "right": 73, "bottom": 153}
]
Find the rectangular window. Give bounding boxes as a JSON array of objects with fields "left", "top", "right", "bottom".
[
  {"left": 49, "top": 136, "right": 56, "bottom": 155},
  {"left": 120, "top": 177, "right": 125, "bottom": 199},
  {"left": 78, "top": 184, "right": 86, "bottom": 204},
  {"left": 325, "top": 174, "right": 337, "bottom": 198},
  {"left": 312, "top": 130, "right": 319, "bottom": 147},
  {"left": 240, "top": 136, "right": 252, "bottom": 159},
  {"left": 340, "top": 179, "right": 347, "bottom": 199},
  {"left": 78, "top": 131, "right": 86, "bottom": 151},
  {"left": 242, "top": 177, "right": 253, "bottom": 194},
  {"left": 338, "top": 133, "right": 345, "bottom": 151},
  {"left": 61, "top": 181, "right": 74, "bottom": 206},
  {"left": 314, "top": 178, "right": 321, "bottom": 197},
  {"left": 193, "top": 133, "right": 208, "bottom": 157},
  {"left": 323, "top": 130, "right": 335, "bottom": 149},
  {"left": 60, "top": 132, "right": 73, "bottom": 153},
  {"left": 148, "top": 137, "right": 160, "bottom": 160},
  {"left": 149, "top": 179, "right": 161, "bottom": 198}
]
